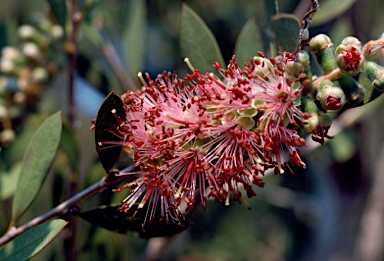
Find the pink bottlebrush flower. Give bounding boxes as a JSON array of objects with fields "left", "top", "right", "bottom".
[{"left": 99, "top": 53, "right": 313, "bottom": 225}]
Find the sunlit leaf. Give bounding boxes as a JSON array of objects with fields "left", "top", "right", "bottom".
[
  {"left": 123, "top": 0, "right": 146, "bottom": 78},
  {"left": 60, "top": 123, "right": 80, "bottom": 169},
  {"left": 271, "top": 13, "right": 300, "bottom": 53},
  {"left": 234, "top": 18, "right": 262, "bottom": 66},
  {"left": 312, "top": 0, "right": 358, "bottom": 26},
  {"left": 77, "top": 205, "right": 189, "bottom": 239},
  {"left": 179, "top": 4, "right": 225, "bottom": 73},
  {"left": 95, "top": 91, "right": 125, "bottom": 173},
  {"left": 0, "top": 219, "right": 67, "bottom": 261},
  {"left": 11, "top": 112, "right": 62, "bottom": 223},
  {"left": 0, "top": 163, "right": 21, "bottom": 200},
  {"left": 47, "top": 0, "right": 67, "bottom": 30}
]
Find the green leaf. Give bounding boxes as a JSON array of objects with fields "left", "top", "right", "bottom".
[
  {"left": 312, "top": 0, "right": 358, "bottom": 26},
  {"left": 47, "top": 0, "right": 67, "bottom": 30},
  {"left": 11, "top": 112, "right": 62, "bottom": 223},
  {"left": 264, "top": 0, "right": 278, "bottom": 55},
  {"left": 77, "top": 205, "right": 189, "bottom": 239},
  {"left": 60, "top": 123, "right": 80, "bottom": 169},
  {"left": 95, "top": 91, "right": 125, "bottom": 173},
  {"left": 234, "top": 18, "right": 262, "bottom": 66},
  {"left": 0, "top": 219, "right": 67, "bottom": 261},
  {"left": 123, "top": 0, "right": 146, "bottom": 77},
  {"left": 179, "top": 4, "right": 225, "bottom": 73},
  {"left": 0, "top": 163, "right": 21, "bottom": 200},
  {"left": 264, "top": 0, "right": 278, "bottom": 22},
  {"left": 271, "top": 13, "right": 300, "bottom": 53}
]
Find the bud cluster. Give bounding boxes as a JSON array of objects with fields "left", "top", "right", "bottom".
[{"left": 0, "top": 17, "right": 64, "bottom": 149}]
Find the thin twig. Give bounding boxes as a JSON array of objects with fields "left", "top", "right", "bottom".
[
  {"left": 65, "top": 1, "right": 82, "bottom": 259},
  {"left": 101, "top": 40, "right": 138, "bottom": 91},
  {"left": 0, "top": 168, "right": 133, "bottom": 248},
  {"left": 312, "top": 68, "right": 342, "bottom": 90}
]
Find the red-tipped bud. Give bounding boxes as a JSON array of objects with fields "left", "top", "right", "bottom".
[
  {"left": 335, "top": 44, "right": 364, "bottom": 76},
  {"left": 317, "top": 80, "right": 346, "bottom": 112}
]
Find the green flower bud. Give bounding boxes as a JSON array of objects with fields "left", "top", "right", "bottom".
[
  {"left": 335, "top": 44, "right": 364, "bottom": 76},
  {"left": 341, "top": 36, "right": 362, "bottom": 49},
  {"left": 316, "top": 80, "right": 346, "bottom": 112},
  {"left": 285, "top": 61, "right": 304, "bottom": 76},
  {"left": 309, "top": 34, "right": 332, "bottom": 52},
  {"left": 362, "top": 61, "right": 384, "bottom": 92},
  {"left": 309, "top": 34, "right": 337, "bottom": 73},
  {"left": 303, "top": 114, "right": 319, "bottom": 133},
  {"left": 296, "top": 50, "right": 310, "bottom": 67},
  {"left": 253, "top": 57, "right": 274, "bottom": 78},
  {"left": 301, "top": 66, "right": 313, "bottom": 95},
  {"left": 301, "top": 95, "right": 318, "bottom": 115},
  {"left": 285, "top": 51, "right": 310, "bottom": 77}
]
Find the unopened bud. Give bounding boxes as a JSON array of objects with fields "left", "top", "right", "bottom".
[
  {"left": 50, "top": 25, "right": 64, "bottom": 40},
  {"left": 31, "top": 66, "right": 49, "bottom": 83},
  {"left": 13, "top": 92, "right": 27, "bottom": 106},
  {"left": 303, "top": 114, "right": 319, "bottom": 133},
  {"left": 0, "top": 105, "right": 8, "bottom": 121},
  {"left": 309, "top": 34, "right": 337, "bottom": 73},
  {"left": 253, "top": 57, "right": 274, "bottom": 78},
  {"left": 296, "top": 50, "right": 310, "bottom": 67},
  {"left": 22, "top": 42, "right": 41, "bottom": 60},
  {"left": 1, "top": 47, "right": 22, "bottom": 63},
  {"left": 362, "top": 61, "right": 384, "bottom": 92},
  {"left": 0, "top": 129, "right": 15, "bottom": 147},
  {"left": 0, "top": 59, "right": 16, "bottom": 74},
  {"left": 285, "top": 61, "right": 304, "bottom": 76},
  {"left": 335, "top": 44, "right": 364, "bottom": 76},
  {"left": 341, "top": 36, "right": 362, "bottom": 49},
  {"left": 301, "top": 95, "right": 318, "bottom": 115},
  {"left": 317, "top": 80, "right": 346, "bottom": 112},
  {"left": 18, "top": 25, "right": 38, "bottom": 41}
]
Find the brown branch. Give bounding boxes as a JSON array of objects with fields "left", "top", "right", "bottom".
[{"left": 0, "top": 167, "right": 133, "bottom": 248}]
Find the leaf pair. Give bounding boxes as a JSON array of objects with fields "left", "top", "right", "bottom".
[{"left": 0, "top": 112, "right": 66, "bottom": 260}]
